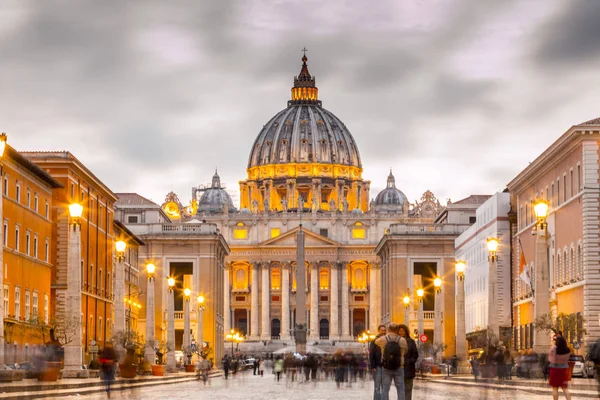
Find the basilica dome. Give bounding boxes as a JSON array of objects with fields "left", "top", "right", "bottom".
[
  {"left": 374, "top": 171, "right": 408, "bottom": 212},
  {"left": 247, "top": 55, "right": 362, "bottom": 169},
  {"left": 198, "top": 171, "right": 236, "bottom": 213}
]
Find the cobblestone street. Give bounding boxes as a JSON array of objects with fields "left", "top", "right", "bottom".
[{"left": 79, "top": 373, "right": 551, "bottom": 400}]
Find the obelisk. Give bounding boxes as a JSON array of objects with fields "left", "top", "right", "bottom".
[{"left": 295, "top": 196, "right": 307, "bottom": 354}]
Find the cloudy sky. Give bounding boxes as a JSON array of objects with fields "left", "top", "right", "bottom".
[{"left": 2, "top": 0, "right": 600, "bottom": 207}]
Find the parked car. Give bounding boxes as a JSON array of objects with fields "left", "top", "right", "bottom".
[
  {"left": 244, "top": 358, "right": 256, "bottom": 370},
  {"left": 583, "top": 355, "right": 596, "bottom": 379},
  {"left": 570, "top": 354, "right": 585, "bottom": 377}
]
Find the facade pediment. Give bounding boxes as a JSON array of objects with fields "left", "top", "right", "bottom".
[{"left": 259, "top": 227, "right": 340, "bottom": 248}]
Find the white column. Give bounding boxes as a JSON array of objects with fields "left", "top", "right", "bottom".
[
  {"left": 534, "top": 223, "right": 552, "bottom": 353},
  {"left": 250, "top": 262, "right": 259, "bottom": 339},
  {"left": 183, "top": 297, "right": 190, "bottom": 354},
  {"left": 341, "top": 262, "right": 350, "bottom": 339},
  {"left": 197, "top": 307, "right": 204, "bottom": 351},
  {"left": 144, "top": 275, "right": 156, "bottom": 364},
  {"left": 166, "top": 287, "right": 175, "bottom": 371},
  {"left": 309, "top": 263, "right": 319, "bottom": 340},
  {"left": 224, "top": 264, "right": 231, "bottom": 333},
  {"left": 369, "top": 263, "right": 378, "bottom": 331},
  {"left": 418, "top": 297, "right": 424, "bottom": 337},
  {"left": 281, "top": 262, "right": 291, "bottom": 340},
  {"left": 260, "top": 262, "right": 270, "bottom": 340},
  {"left": 63, "top": 222, "right": 87, "bottom": 377},
  {"left": 330, "top": 263, "right": 339, "bottom": 339},
  {"left": 487, "top": 255, "right": 499, "bottom": 339},
  {"left": 114, "top": 257, "right": 126, "bottom": 334},
  {"left": 456, "top": 272, "right": 467, "bottom": 363}
]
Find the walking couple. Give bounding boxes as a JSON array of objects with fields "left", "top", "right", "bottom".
[{"left": 370, "top": 322, "right": 419, "bottom": 400}]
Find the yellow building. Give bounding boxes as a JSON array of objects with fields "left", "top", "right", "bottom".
[{"left": 2, "top": 146, "right": 61, "bottom": 362}]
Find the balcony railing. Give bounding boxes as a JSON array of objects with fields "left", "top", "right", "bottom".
[
  {"left": 388, "top": 223, "right": 469, "bottom": 236},
  {"left": 174, "top": 311, "right": 184, "bottom": 320}
]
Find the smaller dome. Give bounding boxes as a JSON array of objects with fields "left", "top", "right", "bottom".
[
  {"left": 240, "top": 207, "right": 252, "bottom": 215},
  {"left": 374, "top": 170, "right": 408, "bottom": 212},
  {"left": 351, "top": 208, "right": 363, "bottom": 215},
  {"left": 198, "top": 170, "right": 237, "bottom": 214}
]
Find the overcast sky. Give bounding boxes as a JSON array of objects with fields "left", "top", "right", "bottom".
[{"left": 2, "top": 0, "right": 600, "bottom": 207}]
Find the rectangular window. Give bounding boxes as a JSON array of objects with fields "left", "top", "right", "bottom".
[
  {"left": 127, "top": 215, "right": 138, "bottom": 223},
  {"left": 70, "top": 183, "right": 74, "bottom": 200},
  {"left": 33, "top": 236, "right": 38, "bottom": 258},
  {"left": 270, "top": 228, "right": 280, "bottom": 238},
  {"left": 551, "top": 183, "right": 555, "bottom": 207},
  {"left": 45, "top": 201, "right": 49, "bottom": 219},
  {"left": 563, "top": 175, "right": 567, "bottom": 202},
  {"left": 469, "top": 216, "right": 476, "bottom": 224},
  {"left": 32, "top": 292, "right": 38, "bottom": 321},
  {"left": 34, "top": 195, "right": 38, "bottom": 213},
  {"left": 25, "top": 232, "right": 30, "bottom": 256},
  {"left": 3, "top": 285, "right": 8, "bottom": 318},
  {"left": 99, "top": 268, "right": 103, "bottom": 293},
  {"left": 14, "top": 287, "right": 20, "bottom": 319},
  {"left": 3, "top": 221, "right": 7, "bottom": 247},
  {"left": 25, "top": 290, "right": 30, "bottom": 320},
  {"left": 235, "top": 296, "right": 246, "bottom": 302},
  {"left": 2, "top": 176, "right": 7, "bottom": 196},
  {"left": 351, "top": 227, "right": 366, "bottom": 239},
  {"left": 319, "top": 228, "right": 328, "bottom": 238},
  {"left": 45, "top": 240, "right": 49, "bottom": 262},
  {"left": 16, "top": 184, "right": 20, "bottom": 202},
  {"left": 320, "top": 295, "right": 329, "bottom": 302},
  {"left": 27, "top": 190, "right": 31, "bottom": 208},
  {"left": 15, "top": 226, "right": 19, "bottom": 251},
  {"left": 271, "top": 295, "right": 280, "bottom": 302},
  {"left": 233, "top": 228, "right": 248, "bottom": 239},
  {"left": 570, "top": 170, "right": 574, "bottom": 197},
  {"left": 577, "top": 164, "right": 581, "bottom": 192},
  {"left": 44, "top": 294, "right": 49, "bottom": 323},
  {"left": 557, "top": 179, "right": 560, "bottom": 206}
]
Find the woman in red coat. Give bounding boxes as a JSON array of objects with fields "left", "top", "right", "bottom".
[{"left": 548, "top": 336, "right": 572, "bottom": 400}]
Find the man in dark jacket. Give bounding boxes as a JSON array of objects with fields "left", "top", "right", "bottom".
[
  {"left": 399, "top": 324, "right": 418, "bottom": 400},
  {"left": 369, "top": 324, "right": 386, "bottom": 400}
]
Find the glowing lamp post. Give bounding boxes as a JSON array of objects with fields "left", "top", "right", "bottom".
[
  {"left": 417, "top": 287, "right": 424, "bottom": 340},
  {"left": 166, "top": 277, "right": 176, "bottom": 371},
  {"left": 183, "top": 287, "right": 192, "bottom": 355},
  {"left": 486, "top": 238, "right": 499, "bottom": 339},
  {"left": 63, "top": 203, "right": 88, "bottom": 377},
  {"left": 144, "top": 263, "right": 156, "bottom": 365},
  {"left": 433, "top": 276, "right": 442, "bottom": 361},
  {"left": 197, "top": 295, "right": 205, "bottom": 358},
  {"left": 114, "top": 240, "right": 127, "bottom": 336},
  {"left": 225, "top": 329, "right": 244, "bottom": 357},
  {"left": 533, "top": 200, "right": 551, "bottom": 353},
  {"left": 455, "top": 260, "right": 467, "bottom": 365},
  {"left": 403, "top": 294, "right": 410, "bottom": 326}
]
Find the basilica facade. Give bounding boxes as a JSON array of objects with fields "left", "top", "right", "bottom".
[{"left": 117, "top": 55, "right": 479, "bottom": 358}]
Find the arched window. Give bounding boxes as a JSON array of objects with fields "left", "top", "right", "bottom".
[
  {"left": 234, "top": 268, "right": 247, "bottom": 290},
  {"left": 556, "top": 254, "right": 561, "bottom": 285},
  {"left": 570, "top": 248, "right": 575, "bottom": 282},
  {"left": 577, "top": 244, "right": 582, "bottom": 280},
  {"left": 319, "top": 268, "right": 329, "bottom": 289},
  {"left": 271, "top": 268, "right": 281, "bottom": 290},
  {"left": 529, "top": 262, "right": 534, "bottom": 295},
  {"left": 353, "top": 267, "right": 365, "bottom": 289},
  {"left": 563, "top": 250, "right": 568, "bottom": 284}
]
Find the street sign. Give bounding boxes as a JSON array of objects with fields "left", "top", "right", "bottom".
[
  {"left": 553, "top": 334, "right": 557, "bottom": 341},
  {"left": 89, "top": 345, "right": 99, "bottom": 353},
  {"left": 419, "top": 334, "right": 428, "bottom": 343},
  {"left": 573, "top": 342, "right": 581, "bottom": 350}
]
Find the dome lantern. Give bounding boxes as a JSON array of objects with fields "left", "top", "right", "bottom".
[{"left": 289, "top": 49, "right": 321, "bottom": 106}]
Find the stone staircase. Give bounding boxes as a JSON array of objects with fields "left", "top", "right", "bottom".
[{"left": 231, "top": 340, "right": 365, "bottom": 356}]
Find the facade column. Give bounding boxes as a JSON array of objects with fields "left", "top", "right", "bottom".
[
  {"left": 144, "top": 270, "right": 156, "bottom": 365},
  {"left": 281, "top": 262, "right": 291, "bottom": 340},
  {"left": 309, "top": 263, "right": 319, "bottom": 340},
  {"left": 224, "top": 263, "right": 231, "bottom": 333},
  {"left": 487, "top": 253, "right": 499, "bottom": 339},
  {"left": 330, "top": 263, "right": 339, "bottom": 339},
  {"left": 434, "top": 286, "right": 442, "bottom": 362},
  {"left": 341, "top": 262, "right": 350, "bottom": 339},
  {"left": 114, "top": 255, "right": 126, "bottom": 336},
  {"left": 250, "top": 262, "right": 259, "bottom": 339},
  {"left": 260, "top": 262, "right": 271, "bottom": 340},
  {"left": 534, "top": 221, "right": 551, "bottom": 353},
  {"left": 456, "top": 266, "right": 467, "bottom": 366},
  {"left": 63, "top": 218, "right": 87, "bottom": 378},
  {"left": 417, "top": 295, "right": 424, "bottom": 337},
  {"left": 369, "top": 262, "right": 379, "bottom": 331},
  {"left": 166, "top": 285, "right": 175, "bottom": 371}
]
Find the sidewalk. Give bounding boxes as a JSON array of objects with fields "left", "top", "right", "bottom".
[
  {"left": 421, "top": 373, "right": 600, "bottom": 398},
  {"left": 0, "top": 370, "right": 222, "bottom": 399}
]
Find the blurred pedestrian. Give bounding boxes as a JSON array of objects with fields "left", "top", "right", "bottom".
[
  {"left": 370, "top": 325, "right": 386, "bottom": 400},
  {"left": 375, "top": 322, "right": 407, "bottom": 400},
  {"left": 99, "top": 343, "right": 117, "bottom": 399},
  {"left": 470, "top": 358, "right": 479, "bottom": 381},
  {"left": 258, "top": 358, "right": 264, "bottom": 377},
  {"left": 399, "top": 324, "right": 418, "bottom": 400},
  {"left": 223, "top": 356, "right": 230, "bottom": 379},
  {"left": 549, "top": 336, "right": 572, "bottom": 400},
  {"left": 274, "top": 357, "right": 284, "bottom": 382}
]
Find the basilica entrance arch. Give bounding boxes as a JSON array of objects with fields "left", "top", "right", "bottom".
[
  {"left": 271, "top": 318, "right": 281, "bottom": 339},
  {"left": 319, "top": 319, "right": 329, "bottom": 339}
]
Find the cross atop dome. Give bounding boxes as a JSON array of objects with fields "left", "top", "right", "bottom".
[
  {"left": 212, "top": 169, "right": 221, "bottom": 188},
  {"left": 387, "top": 169, "right": 396, "bottom": 188},
  {"left": 289, "top": 49, "right": 321, "bottom": 106}
]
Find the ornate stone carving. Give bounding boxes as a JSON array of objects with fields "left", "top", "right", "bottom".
[{"left": 412, "top": 190, "right": 443, "bottom": 218}]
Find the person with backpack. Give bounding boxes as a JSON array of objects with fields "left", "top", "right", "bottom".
[
  {"left": 399, "top": 324, "right": 418, "bottom": 400},
  {"left": 375, "top": 322, "right": 408, "bottom": 400},
  {"left": 370, "top": 324, "right": 386, "bottom": 400}
]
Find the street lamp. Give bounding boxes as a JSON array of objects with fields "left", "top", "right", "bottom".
[
  {"left": 166, "top": 277, "right": 176, "bottom": 371},
  {"left": 183, "top": 287, "right": 191, "bottom": 356},
  {"left": 0, "top": 133, "right": 7, "bottom": 366},
  {"left": 487, "top": 238, "right": 499, "bottom": 339},
  {"left": 433, "top": 276, "right": 442, "bottom": 362},
  {"left": 63, "top": 202, "right": 87, "bottom": 377},
  {"left": 403, "top": 293, "right": 410, "bottom": 326},
  {"left": 114, "top": 240, "right": 127, "bottom": 339},
  {"left": 533, "top": 200, "right": 551, "bottom": 353},
  {"left": 144, "top": 263, "right": 156, "bottom": 365},
  {"left": 455, "top": 260, "right": 467, "bottom": 367},
  {"left": 417, "top": 287, "right": 424, "bottom": 341},
  {"left": 225, "top": 329, "right": 244, "bottom": 357},
  {"left": 197, "top": 295, "right": 205, "bottom": 357}
]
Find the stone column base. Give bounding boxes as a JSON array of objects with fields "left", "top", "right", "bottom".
[
  {"left": 259, "top": 335, "right": 271, "bottom": 341},
  {"left": 62, "top": 368, "right": 90, "bottom": 378},
  {"left": 280, "top": 335, "right": 291, "bottom": 342}
]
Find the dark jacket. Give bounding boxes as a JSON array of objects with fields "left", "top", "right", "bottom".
[
  {"left": 369, "top": 335, "right": 384, "bottom": 368},
  {"left": 404, "top": 336, "right": 419, "bottom": 379}
]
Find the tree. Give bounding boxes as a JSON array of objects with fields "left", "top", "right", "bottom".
[
  {"left": 111, "top": 330, "right": 145, "bottom": 351},
  {"left": 28, "top": 316, "right": 80, "bottom": 347},
  {"left": 534, "top": 312, "right": 586, "bottom": 344}
]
